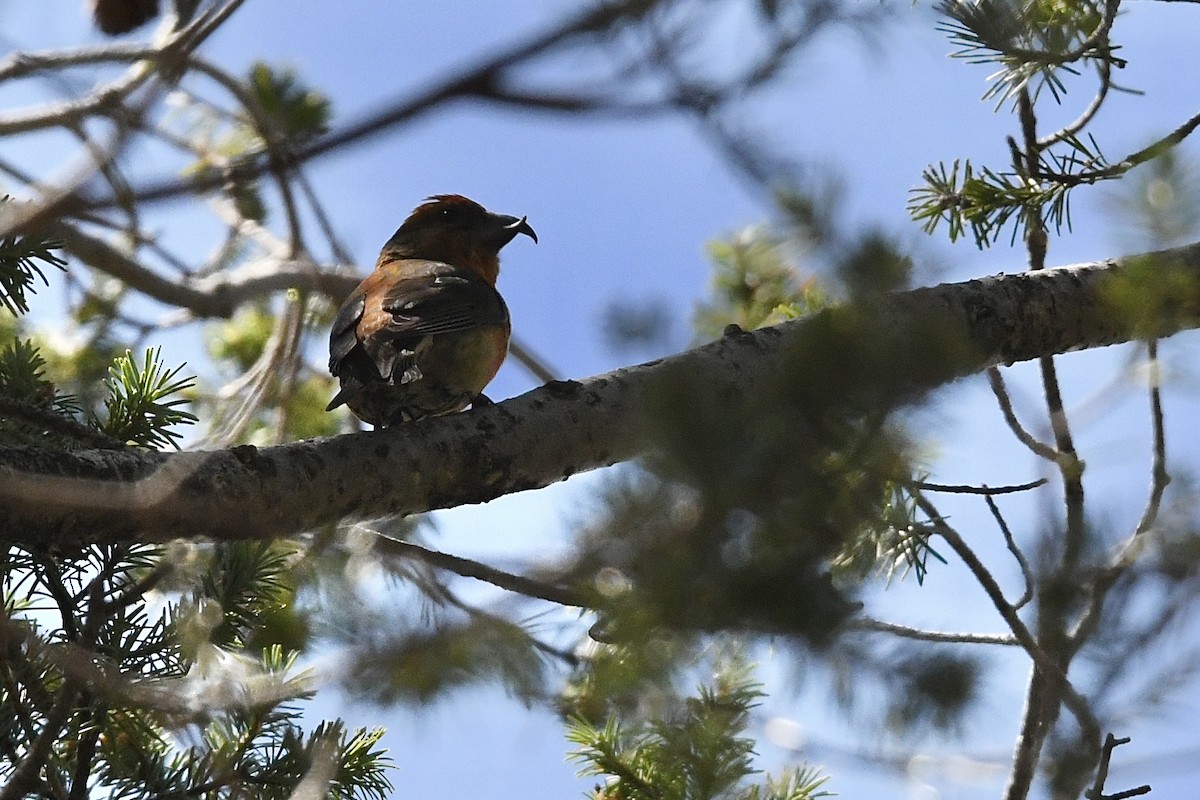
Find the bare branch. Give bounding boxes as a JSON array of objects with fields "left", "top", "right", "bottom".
[
  {"left": 917, "top": 478, "right": 1047, "bottom": 495},
  {"left": 508, "top": 338, "right": 560, "bottom": 384},
  {"left": 0, "top": 0, "right": 244, "bottom": 137},
  {"left": 52, "top": 221, "right": 355, "bottom": 316},
  {"left": 987, "top": 494, "right": 1034, "bottom": 611},
  {"left": 1069, "top": 338, "right": 1173, "bottom": 652},
  {"left": 1135, "top": 338, "right": 1171, "bottom": 535},
  {"left": 364, "top": 527, "right": 591, "bottom": 608},
  {"left": 58, "top": 0, "right": 662, "bottom": 216},
  {"left": 987, "top": 367, "right": 1062, "bottom": 462},
  {"left": 1037, "top": 58, "right": 1112, "bottom": 150},
  {"left": 914, "top": 492, "right": 1099, "bottom": 744},
  {"left": 847, "top": 617, "right": 1017, "bottom": 645},
  {"left": 1085, "top": 734, "right": 1151, "bottom": 800},
  {"left": 1007, "top": 85, "right": 1094, "bottom": 800},
  {"left": 0, "top": 42, "right": 156, "bottom": 82}
]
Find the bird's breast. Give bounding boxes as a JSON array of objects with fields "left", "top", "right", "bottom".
[{"left": 417, "top": 323, "right": 510, "bottom": 392}]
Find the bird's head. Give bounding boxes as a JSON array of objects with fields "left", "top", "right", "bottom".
[{"left": 378, "top": 194, "right": 537, "bottom": 283}]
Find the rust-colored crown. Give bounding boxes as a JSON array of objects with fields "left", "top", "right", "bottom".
[{"left": 377, "top": 195, "right": 535, "bottom": 285}]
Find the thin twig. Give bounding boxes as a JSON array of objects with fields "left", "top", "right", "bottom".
[
  {"left": 848, "top": 617, "right": 1017, "bottom": 645},
  {"left": 0, "top": 42, "right": 155, "bottom": 82},
  {"left": 986, "top": 494, "right": 1034, "bottom": 610},
  {"left": 295, "top": 169, "right": 353, "bottom": 264},
  {"left": 1050, "top": 105, "right": 1200, "bottom": 188},
  {"left": 1069, "top": 338, "right": 1171, "bottom": 652},
  {"left": 271, "top": 292, "right": 308, "bottom": 445},
  {"left": 1134, "top": 338, "right": 1170, "bottom": 535},
  {"left": 918, "top": 478, "right": 1047, "bottom": 495},
  {"left": 1085, "top": 733, "right": 1151, "bottom": 800},
  {"left": 201, "top": 296, "right": 303, "bottom": 446},
  {"left": 913, "top": 492, "right": 1099, "bottom": 738},
  {"left": 431, "top": 582, "right": 581, "bottom": 668},
  {"left": 0, "top": 677, "right": 83, "bottom": 800},
  {"left": 0, "top": 58, "right": 157, "bottom": 136},
  {"left": 173, "top": 0, "right": 248, "bottom": 57},
  {"left": 1003, "top": 87, "right": 1095, "bottom": 800},
  {"left": 987, "top": 367, "right": 1062, "bottom": 462},
  {"left": 1039, "top": 353, "right": 1086, "bottom": 554},
  {"left": 100, "top": 559, "right": 172, "bottom": 614},
  {"left": 508, "top": 337, "right": 559, "bottom": 384},
  {"left": 67, "top": 0, "right": 673, "bottom": 214},
  {"left": 365, "top": 529, "right": 591, "bottom": 609},
  {"left": 186, "top": 53, "right": 307, "bottom": 256},
  {"left": 0, "top": 0, "right": 240, "bottom": 136},
  {"left": 1037, "top": 58, "right": 1112, "bottom": 149}
]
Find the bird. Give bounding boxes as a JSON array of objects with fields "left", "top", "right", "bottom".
[
  {"left": 90, "top": 0, "right": 159, "bottom": 35},
  {"left": 326, "top": 194, "right": 537, "bottom": 428}
]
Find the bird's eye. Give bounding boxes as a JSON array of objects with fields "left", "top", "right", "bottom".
[{"left": 439, "top": 205, "right": 484, "bottom": 225}]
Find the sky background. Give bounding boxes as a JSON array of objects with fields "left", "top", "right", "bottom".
[{"left": 4, "top": 1, "right": 1200, "bottom": 798}]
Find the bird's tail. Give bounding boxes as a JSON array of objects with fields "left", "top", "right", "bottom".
[{"left": 325, "top": 383, "right": 357, "bottom": 412}]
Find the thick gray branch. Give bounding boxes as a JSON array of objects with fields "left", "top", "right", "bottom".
[{"left": 2, "top": 242, "right": 1199, "bottom": 545}]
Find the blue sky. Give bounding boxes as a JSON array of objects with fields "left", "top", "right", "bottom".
[{"left": 5, "top": 1, "right": 1200, "bottom": 797}]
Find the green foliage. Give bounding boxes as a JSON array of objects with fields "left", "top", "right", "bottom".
[
  {"left": 0, "top": 337, "right": 95, "bottom": 446},
  {"left": 908, "top": 1, "right": 1140, "bottom": 250},
  {"left": 247, "top": 61, "right": 332, "bottom": 146},
  {"left": 909, "top": 156, "right": 1081, "bottom": 248},
  {"left": 695, "top": 227, "right": 826, "bottom": 339},
  {"left": 568, "top": 664, "right": 830, "bottom": 800},
  {"left": 937, "top": 0, "right": 1117, "bottom": 107},
  {"left": 39, "top": 327, "right": 128, "bottom": 414},
  {"left": 1106, "top": 149, "right": 1200, "bottom": 249},
  {"left": 883, "top": 650, "right": 980, "bottom": 733},
  {"left": 1, "top": 537, "right": 395, "bottom": 800},
  {"left": 819, "top": 637, "right": 983, "bottom": 737},
  {"left": 208, "top": 304, "right": 276, "bottom": 371},
  {"left": 347, "top": 611, "right": 550, "bottom": 704},
  {"left": 6, "top": 3, "right": 1198, "bottom": 798},
  {"left": 101, "top": 347, "right": 198, "bottom": 448},
  {"left": 831, "top": 482, "right": 947, "bottom": 586},
  {"left": 192, "top": 542, "right": 300, "bottom": 652},
  {"left": 172, "top": 651, "right": 390, "bottom": 800},
  {"left": 178, "top": 61, "right": 331, "bottom": 224},
  {"left": 200, "top": 300, "right": 343, "bottom": 443},
  {"left": 282, "top": 374, "right": 346, "bottom": 439},
  {"left": 561, "top": 636, "right": 696, "bottom": 725},
  {"left": 578, "top": 186, "right": 957, "bottom": 644},
  {"left": 569, "top": 465, "right": 862, "bottom": 643},
  {"left": 0, "top": 219, "right": 67, "bottom": 315},
  {"left": 834, "top": 231, "right": 914, "bottom": 299},
  {"left": 0, "top": 337, "right": 66, "bottom": 408},
  {"left": 603, "top": 298, "right": 676, "bottom": 354},
  {"left": 1098, "top": 251, "right": 1200, "bottom": 340}
]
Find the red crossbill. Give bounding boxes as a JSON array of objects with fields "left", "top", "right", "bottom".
[{"left": 326, "top": 194, "right": 537, "bottom": 427}]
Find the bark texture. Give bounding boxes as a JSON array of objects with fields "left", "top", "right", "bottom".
[{"left": 2, "top": 242, "right": 1199, "bottom": 545}]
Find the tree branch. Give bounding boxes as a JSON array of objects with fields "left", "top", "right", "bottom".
[
  {"left": 52, "top": 0, "right": 661, "bottom": 217},
  {"left": 917, "top": 478, "right": 1047, "bottom": 495},
  {"left": 847, "top": 617, "right": 1017, "bottom": 645},
  {"left": 366, "top": 531, "right": 590, "bottom": 607},
  {"left": 50, "top": 221, "right": 356, "bottom": 317},
  {"left": 2, "top": 243, "right": 1200, "bottom": 545}
]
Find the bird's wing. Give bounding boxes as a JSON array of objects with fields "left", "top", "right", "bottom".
[
  {"left": 330, "top": 260, "right": 508, "bottom": 385},
  {"left": 374, "top": 260, "right": 508, "bottom": 337},
  {"left": 328, "top": 288, "right": 366, "bottom": 374}
]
